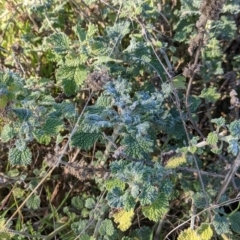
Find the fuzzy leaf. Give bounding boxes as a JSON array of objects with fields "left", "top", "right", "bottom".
[
  {"left": 85, "top": 198, "right": 95, "bottom": 209},
  {"left": 26, "top": 194, "right": 41, "bottom": 210},
  {"left": 56, "top": 65, "right": 88, "bottom": 96},
  {"left": 44, "top": 32, "right": 70, "bottom": 54},
  {"left": 71, "top": 131, "right": 101, "bottom": 150},
  {"left": 197, "top": 223, "right": 213, "bottom": 240},
  {"left": 106, "top": 187, "right": 124, "bottom": 208},
  {"left": 165, "top": 154, "right": 187, "bottom": 169},
  {"left": 211, "top": 117, "right": 226, "bottom": 128},
  {"left": 121, "top": 134, "right": 154, "bottom": 159},
  {"left": 206, "top": 132, "right": 218, "bottom": 145},
  {"left": 177, "top": 228, "right": 201, "bottom": 240},
  {"left": 228, "top": 120, "right": 240, "bottom": 137},
  {"left": 42, "top": 117, "right": 63, "bottom": 136},
  {"left": 213, "top": 214, "right": 230, "bottom": 235},
  {"left": 200, "top": 87, "right": 220, "bottom": 103},
  {"left": 1, "top": 124, "right": 16, "bottom": 142},
  {"left": 229, "top": 212, "right": 240, "bottom": 233},
  {"left": 9, "top": 147, "right": 32, "bottom": 166},
  {"left": 227, "top": 139, "right": 239, "bottom": 156},
  {"left": 98, "top": 219, "right": 114, "bottom": 236},
  {"left": 142, "top": 194, "right": 169, "bottom": 221},
  {"left": 112, "top": 208, "right": 134, "bottom": 232}
]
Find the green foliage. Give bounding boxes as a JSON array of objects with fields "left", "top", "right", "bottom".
[
  {"left": 213, "top": 214, "right": 230, "bottom": 235},
  {"left": 142, "top": 194, "right": 169, "bottom": 221},
  {"left": 9, "top": 147, "right": 32, "bottom": 166},
  {"left": 0, "top": 0, "right": 239, "bottom": 239},
  {"left": 98, "top": 219, "right": 114, "bottom": 236},
  {"left": 26, "top": 194, "right": 41, "bottom": 210},
  {"left": 229, "top": 212, "right": 240, "bottom": 234}
]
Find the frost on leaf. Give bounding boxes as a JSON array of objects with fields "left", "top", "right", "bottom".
[
  {"left": 211, "top": 117, "right": 226, "bottom": 128},
  {"left": 121, "top": 134, "right": 154, "bottom": 159},
  {"left": 228, "top": 120, "right": 240, "bottom": 137},
  {"left": 229, "top": 212, "right": 240, "bottom": 233},
  {"left": 177, "top": 228, "right": 201, "bottom": 240},
  {"left": 112, "top": 208, "right": 134, "bottom": 232},
  {"left": 142, "top": 194, "right": 169, "bottom": 221},
  {"left": 71, "top": 131, "right": 101, "bottom": 150},
  {"left": 106, "top": 187, "right": 125, "bottom": 208},
  {"left": 9, "top": 147, "right": 32, "bottom": 166},
  {"left": 197, "top": 223, "right": 213, "bottom": 240},
  {"left": 26, "top": 194, "right": 41, "bottom": 210}
]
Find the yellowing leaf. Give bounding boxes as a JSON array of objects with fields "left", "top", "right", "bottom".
[
  {"left": 165, "top": 154, "right": 187, "bottom": 169},
  {"left": 177, "top": 228, "right": 201, "bottom": 240},
  {"left": 112, "top": 209, "right": 134, "bottom": 231},
  {"left": 197, "top": 223, "right": 213, "bottom": 240}
]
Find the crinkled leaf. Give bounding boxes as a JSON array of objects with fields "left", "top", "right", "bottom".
[
  {"left": 200, "top": 87, "right": 220, "bottom": 103},
  {"left": 106, "top": 187, "right": 124, "bottom": 208},
  {"left": 142, "top": 194, "right": 169, "bottom": 221},
  {"left": 42, "top": 117, "right": 63, "bottom": 136},
  {"left": 197, "top": 223, "right": 213, "bottom": 240},
  {"left": 26, "top": 194, "right": 40, "bottom": 210},
  {"left": 228, "top": 120, "right": 240, "bottom": 137},
  {"left": 206, "top": 132, "right": 218, "bottom": 145},
  {"left": 71, "top": 131, "right": 101, "bottom": 150},
  {"left": 44, "top": 32, "right": 70, "bottom": 54},
  {"left": 9, "top": 147, "right": 32, "bottom": 166},
  {"left": 121, "top": 134, "right": 154, "bottom": 159},
  {"left": 1, "top": 124, "right": 16, "bottom": 142},
  {"left": 98, "top": 219, "right": 114, "bottom": 236},
  {"left": 213, "top": 214, "right": 230, "bottom": 235}
]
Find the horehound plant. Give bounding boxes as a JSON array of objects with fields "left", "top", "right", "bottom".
[{"left": 0, "top": 0, "right": 240, "bottom": 239}]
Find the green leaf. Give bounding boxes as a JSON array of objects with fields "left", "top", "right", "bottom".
[
  {"left": 212, "top": 214, "right": 230, "bottom": 235},
  {"left": 227, "top": 139, "right": 239, "bottom": 156},
  {"left": 42, "top": 118, "right": 63, "bottom": 136},
  {"left": 228, "top": 120, "right": 240, "bottom": 137},
  {"left": 9, "top": 147, "right": 32, "bottom": 166},
  {"left": 142, "top": 194, "right": 169, "bottom": 221},
  {"left": 200, "top": 87, "right": 220, "bottom": 103},
  {"left": 197, "top": 223, "right": 213, "bottom": 240},
  {"left": 71, "top": 196, "right": 84, "bottom": 210},
  {"left": 71, "top": 131, "right": 101, "bottom": 150},
  {"left": 172, "top": 76, "right": 186, "bottom": 89},
  {"left": 44, "top": 32, "right": 70, "bottom": 54},
  {"left": 106, "top": 187, "right": 124, "bottom": 208},
  {"left": 229, "top": 212, "right": 240, "bottom": 233},
  {"left": 206, "top": 132, "right": 218, "bottom": 145},
  {"left": 13, "top": 108, "right": 31, "bottom": 121},
  {"left": 26, "top": 194, "right": 41, "bottom": 210},
  {"left": 72, "top": 25, "right": 86, "bottom": 42},
  {"left": 56, "top": 65, "right": 88, "bottom": 96},
  {"left": 98, "top": 219, "right": 114, "bottom": 236},
  {"left": 1, "top": 124, "right": 16, "bottom": 142},
  {"left": 211, "top": 117, "right": 226, "bottom": 128},
  {"left": 121, "top": 134, "right": 154, "bottom": 159},
  {"left": 131, "top": 226, "right": 153, "bottom": 240},
  {"left": 33, "top": 130, "right": 51, "bottom": 145},
  {"left": 85, "top": 198, "right": 95, "bottom": 209}
]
